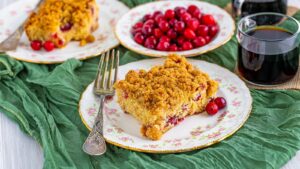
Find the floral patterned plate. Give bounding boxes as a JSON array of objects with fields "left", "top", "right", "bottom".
[
  {"left": 79, "top": 58, "right": 252, "bottom": 153},
  {"left": 115, "top": 1, "right": 235, "bottom": 57},
  {"left": 0, "top": 0, "right": 129, "bottom": 64}
]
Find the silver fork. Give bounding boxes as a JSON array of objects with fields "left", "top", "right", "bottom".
[
  {"left": 0, "top": 0, "right": 44, "bottom": 52},
  {"left": 82, "top": 49, "right": 119, "bottom": 156}
]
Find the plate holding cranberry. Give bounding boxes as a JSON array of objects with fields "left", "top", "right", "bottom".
[{"left": 115, "top": 1, "right": 235, "bottom": 57}]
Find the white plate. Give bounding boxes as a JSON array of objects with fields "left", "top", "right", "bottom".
[
  {"left": 79, "top": 58, "right": 252, "bottom": 153},
  {"left": 0, "top": 0, "right": 129, "bottom": 64},
  {"left": 115, "top": 0, "right": 235, "bottom": 57}
]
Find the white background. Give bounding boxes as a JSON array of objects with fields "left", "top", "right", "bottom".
[{"left": 0, "top": 0, "right": 300, "bottom": 169}]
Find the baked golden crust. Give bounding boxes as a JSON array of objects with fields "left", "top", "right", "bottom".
[
  {"left": 114, "top": 54, "right": 219, "bottom": 140},
  {"left": 25, "top": 0, "right": 99, "bottom": 48}
]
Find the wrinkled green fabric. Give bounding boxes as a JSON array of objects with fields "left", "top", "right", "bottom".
[{"left": 1, "top": 0, "right": 300, "bottom": 169}]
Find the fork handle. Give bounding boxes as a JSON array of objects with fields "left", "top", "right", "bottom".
[{"left": 93, "top": 96, "right": 105, "bottom": 134}]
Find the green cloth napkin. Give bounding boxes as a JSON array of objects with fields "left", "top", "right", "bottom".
[{"left": 1, "top": 0, "right": 300, "bottom": 168}]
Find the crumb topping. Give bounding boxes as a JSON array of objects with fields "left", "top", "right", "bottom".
[{"left": 114, "top": 54, "right": 218, "bottom": 113}]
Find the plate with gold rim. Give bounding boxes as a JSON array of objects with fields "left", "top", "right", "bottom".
[
  {"left": 0, "top": 0, "right": 129, "bottom": 64},
  {"left": 115, "top": 0, "right": 235, "bottom": 57},
  {"left": 78, "top": 58, "right": 252, "bottom": 153}
]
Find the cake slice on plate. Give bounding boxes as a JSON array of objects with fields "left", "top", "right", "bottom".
[
  {"left": 25, "top": 0, "right": 99, "bottom": 48},
  {"left": 114, "top": 54, "right": 219, "bottom": 140}
]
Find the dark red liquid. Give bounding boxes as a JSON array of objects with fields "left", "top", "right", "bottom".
[{"left": 238, "top": 27, "right": 299, "bottom": 85}]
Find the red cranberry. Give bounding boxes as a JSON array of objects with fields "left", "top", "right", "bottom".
[
  {"left": 183, "top": 28, "right": 196, "bottom": 39},
  {"left": 153, "top": 11, "right": 163, "bottom": 17},
  {"left": 201, "top": 14, "right": 216, "bottom": 26},
  {"left": 193, "top": 36, "right": 206, "bottom": 47},
  {"left": 206, "top": 101, "right": 219, "bottom": 115},
  {"left": 168, "top": 18, "right": 178, "bottom": 27},
  {"left": 131, "top": 28, "right": 142, "bottom": 35},
  {"left": 133, "top": 21, "right": 143, "bottom": 29},
  {"left": 174, "top": 21, "right": 185, "bottom": 32},
  {"left": 209, "top": 25, "right": 219, "bottom": 37},
  {"left": 169, "top": 44, "right": 178, "bottom": 51},
  {"left": 60, "top": 22, "right": 73, "bottom": 32},
  {"left": 197, "top": 25, "right": 209, "bottom": 36},
  {"left": 167, "top": 116, "right": 178, "bottom": 125},
  {"left": 205, "top": 36, "right": 211, "bottom": 43},
  {"left": 144, "top": 19, "right": 155, "bottom": 27},
  {"left": 134, "top": 32, "right": 145, "bottom": 45},
  {"left": 214, "top": 97, "right": 227, "bottom": 109},
  {"left": 187, "top": 5, "right": 198, "bottom": 14},
  {"left": 154, "top": 14, "right": 164, "bottom": 23},
  {"left": 175, "top": 7, "right": 186, "bottom": 17},
  {"left": 160, "top": 36, "right": 171, "bottom": 43},
  {"left": 156, "top": 41, "right": 170, "bottom": 51},
  {"left": 176, "top": 36, "right": 185, "bottom": 46},
  {"left": 182, "top": 41, "right": 193, "bottom": 50},
  {"left": 164, "top": 9, "right": 175, "bottom": 19},
  {"left": 143, "top": 14, "right": 152, "bottom": 21},
  {"left": 187, "top": 18, "right": 199, "bottom": 31},
  {"left": 192, "top": 9, "right": 202, "bottom": 20},
  {"left": 144, "top": 36, "right": 157, "bottom": 49},
  {"left": 153, "top": 28, "right": 163, "bottom": 38},
  {"left": 158, "top": 20, "right": 170, "bottom": 32},
  {"left": 30, "top": 40, "right": 42, "bottom": 51},
  {"left": 43, "top": 41, "right": 55, "bottom": 51},
  {"left": 181, "top": 12, "right": 192, "bottom": 23},
  {"left": 142, "top": 25, "right": 153, "bottom": 35},
  {"left": 178, "top": 47, "right": 183, "bottom": 51},
  {"left": 167, "top": 29, "right": 177, "bottom": 39}
]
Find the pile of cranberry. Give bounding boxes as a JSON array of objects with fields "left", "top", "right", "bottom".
[
  {"left": 205, "top": 97, "right": 227, "bottom": 115},
  {"left": 131, "top": 5, "right": 219, "bottom": 51},
  {"left": 30, "top": 40, "right": 55, "bottom": 52}
]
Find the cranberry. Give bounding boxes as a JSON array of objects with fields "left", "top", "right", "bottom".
[
  {"left": 167, "top": 116, "right": 178, "bottom": 125},
  {"left": 187, "top": 18, "right": 199, "bottom": 31},
  {"left": 160, "top": 36, "right": 170, "bottom": 43},
  {"left": 183, "top": 28, "right": 196, "bottom": 39},
  {"left": 153, "top": 28, "right": 163, "bottom": 38},
  {"left": 193, "top": 93, "right": 201, "bottom": 101},
  {"left": 209, "top": 25, "right": 219, "bottom": 37},
  {"left": 60, "top": 22, "right": 73, "bottom": 32},
  {"left": 143, "top": 14, "right": 152, "bottom": 21},
  {"left": 168, "top": 18, "right": 178, "bottom": 27},
  {"left": 214, "top": 97, "right": 227, "bottom": 109},
  {"left": 131, "top": 28, "right": 142, "bottom": 35},
  {"left": 169, "top": 44, "right": 178, "bottom": 51},
  {"left": 156, "top": 41, "right": 170, "bottom": 51},
  {"left": 174, "top": 21, "right": 185, "bottom": 32},
  {"left": 167, "top": 29, "right": 177, "bottom": 39},
  {"left": 142, "top": 25, "right": 153, "bottom": 35},
  {"left": 193, "top": 37, "right": 206, "bottom": 47},
  {"left": 176, "top": 36, "right": 185, "bottom": 46},
  {"left": 182, "top": 41, "right": 193, "bottom": 50},
  {"left": 205, "top": 101, "right": 219, "bottom": 115},
  {"left": 134, "top": 32, "right": 145, "bottom": 45},
  {"left": 158, "top": 20, "right": 170, "bottom": 32},
  {"left": 203, "top": 36, "right": 210, "bottom": 43},
  {"left": 133, "top": 21, "right": 143, "bottom": 29},
  {"left": 201, "top": 14, "right": 216, "bottom": 26},
  {"left": 175, "top": 7, "right": 186, "bottom": 17},
  {"left": 154, "top": 14, "right": 164, "bottom": 23},
  {"left": 181, "top": 12, "right": 192, "bottom": 23},
  {"left": 144, "top": 36, "right": 157, "bottom": 49},
  {"left": 30, "top": 40, "right": 42, "bottom": 51},
  {"left": 144, "top": 19, "right": 155, "bottom": 27},
  {"left": 178, "top": 47, "right": 183, "bottom": 51},
  {"left": 192, "top": 9, "right": 202, "bottom": 20},
  {"left": 197, "top": 25, "right": 209, "bottom": 36},
  {"left": 187, "top": 5, "right": 198, "bottom": 14},
  {"left": 153, "top": 11, "right": 163, "bottom": 17},
  {"left": 43, "top": 41, "right": 55, "bottom": 51},
  {"left": 164, "top": 9, "right": 175, "bottom": 20}
]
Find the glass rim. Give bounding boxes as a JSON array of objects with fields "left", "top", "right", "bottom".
[{"left": 237, "top": 12, "right": 300, "bottom": 42}]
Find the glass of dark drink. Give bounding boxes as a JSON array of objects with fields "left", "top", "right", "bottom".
[{"left": 237, "top": 12, "right": 300, "bottom": 86}]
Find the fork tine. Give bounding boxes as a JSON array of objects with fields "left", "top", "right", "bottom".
[
  {"left": 107, "top": 49, "right": 115, "bottom": 90},
  {"left": 101, "top": 50, "right": 110, "bottom": 89},
  {"left": 114, "top": 50, "right": 119, "bottom": 84},
  {"left": 94, "top": 52, "right": 105, "bottom": 90}
]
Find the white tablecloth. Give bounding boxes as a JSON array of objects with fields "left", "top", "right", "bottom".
[{"left": 0, "top": 0, "right": 300, "bottom": 169}]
